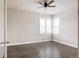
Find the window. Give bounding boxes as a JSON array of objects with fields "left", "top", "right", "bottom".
[
  {"left": 40, "top": 18, "right": 45, "bottom": 34},
  {"left": 46, "top": 19, "right": 52, "bottom": 34},
  {"left": 53, "top": 17, "right": 60, "bottom": 34},
  {"left": 40, "top": 18, "right": 52, "bottom": 34}
]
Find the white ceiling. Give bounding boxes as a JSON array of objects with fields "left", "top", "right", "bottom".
[{"left": 7, "top": 0, "right": 78, "bottom": 15}]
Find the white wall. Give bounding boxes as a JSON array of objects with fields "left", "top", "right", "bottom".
[
  {"left": 0, "top": 10, "right": 4, "bottom": 58},
  {"left": 0, "top": 0, "right": 4, "bottom": 57},
  {"left": 52, "top": 8, "right": 78, "bottom": 48},
  {"left": 7, "top": 9, "right": 51, "bottom": 46}
]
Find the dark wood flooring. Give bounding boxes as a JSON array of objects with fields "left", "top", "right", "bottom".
[{"left": 7, "top": 41, "right": 78, "bottom": 58}]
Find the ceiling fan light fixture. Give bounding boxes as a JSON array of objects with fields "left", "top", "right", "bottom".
[{"left": 37, "top": 0, "right": 56, "bottom": 9}]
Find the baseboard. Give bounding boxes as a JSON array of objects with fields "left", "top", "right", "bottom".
[
  {"left": 53, "top": 40, "right": 78, "bottom": 48},
  {"left": 8, "top": 40, "right": 51, "bottom": 46},
  {"left": 8, "top": 39, "right": 78, "bottom": 48}
]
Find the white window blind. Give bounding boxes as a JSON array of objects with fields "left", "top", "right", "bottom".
[
  {"left": 53, "top": 17, "right": 60, "bottom": 34},
  {"left": 40, "top": 18, "right": 52, "bottom": 34}
]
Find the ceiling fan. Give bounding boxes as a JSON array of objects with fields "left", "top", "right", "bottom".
[{"left": 37, "top": 0, "right": 56, "bottom": 8}]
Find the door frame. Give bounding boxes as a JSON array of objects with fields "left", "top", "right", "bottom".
[{"left": 4, "top": 0, "right": 7, "bottom": 58}]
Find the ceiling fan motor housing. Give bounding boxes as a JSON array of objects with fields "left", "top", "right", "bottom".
[{"left": 44, "top": 2, "right": 48, "bottom": 7}]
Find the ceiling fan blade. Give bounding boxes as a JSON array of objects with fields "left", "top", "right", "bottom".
[
  {"left": 48, "top": 5, "right": 56, "bottom": 7},
  {"left": 48, "top": 0, "right": 54, "bottom": 5},
  {"left": 38, "top": 1, "right": 44, "bottom": 5}
]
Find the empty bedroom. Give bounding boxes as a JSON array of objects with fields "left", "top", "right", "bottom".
[{"left": 7, "top": 0, "right": 78, "bottom": 58}]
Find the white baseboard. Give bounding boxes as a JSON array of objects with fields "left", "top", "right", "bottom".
[
  {"left": 8, "top": 40, "right": 51, "bottom": 46},
  {"left": 53, "top": 40, "right": 78, "bottom": 48},
  {"left": 8, "top": 39, "right": 78, "bottom": 48}
]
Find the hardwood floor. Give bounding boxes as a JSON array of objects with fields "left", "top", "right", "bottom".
[{"left": 7, "top": 41, "right": 78, "bottom": 58}]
